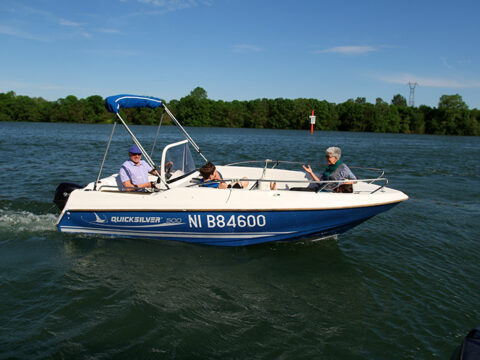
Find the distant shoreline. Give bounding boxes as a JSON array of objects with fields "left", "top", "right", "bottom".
[{"left": 1, "top": 89, "right": 478, "bottom": 136}]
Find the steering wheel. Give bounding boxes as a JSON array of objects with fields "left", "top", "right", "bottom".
[{"left": 165, "top": 161, "right": 173, "bottom": 180}]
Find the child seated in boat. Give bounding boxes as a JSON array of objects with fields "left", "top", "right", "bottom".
[
  {"left": 199, "top": 162, "right": 227, "bottom": 189},
  {"left": 199, "top": 162, "right": 249, "bottom": 189}
]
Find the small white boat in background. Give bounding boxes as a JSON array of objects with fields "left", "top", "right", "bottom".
[{"left": 54, "top": 95, "right": 408, "bottom": 246}]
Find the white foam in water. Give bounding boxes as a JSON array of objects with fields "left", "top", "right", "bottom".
[{"left": 0, "top": 209, "right": 58, "bottom": 232}]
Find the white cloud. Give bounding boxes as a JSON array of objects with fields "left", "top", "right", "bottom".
[
  {"left": 232, "top": 44, "right": 263, "bottom": 53},
  {"left": 98, "top": 28, "right": 122, "bottom": 34},
  {"left": 58, "top": 19, "right": 91, "bottom": 37},
  {"left": 79, "top": 31, "right": 91, "bottom": 38},
  {"left": 137, "top": 0, "right": 211, "bottom": 11},
  {"left": 314, "top": 46, "right": 377, "bottom": 55},
  {"left": 59, "top": 19, "right": 81, "bottom": 27},
  {"left": 377, "top": 73, "right": 480, "bottom": 88}
]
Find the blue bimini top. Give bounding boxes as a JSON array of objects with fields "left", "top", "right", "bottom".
[{"left": 105, "top": 94, "right": 163, "bottom": 114}]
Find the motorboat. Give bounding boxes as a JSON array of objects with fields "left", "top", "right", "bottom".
[{"left": 54, "top": 95, "right": 408, "bottom": 246}]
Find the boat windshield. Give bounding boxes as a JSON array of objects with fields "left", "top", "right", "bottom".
[{"left": 162, "top": 140, "right": 196, "bottom": 181}]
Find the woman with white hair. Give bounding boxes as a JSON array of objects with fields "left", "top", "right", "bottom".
[{"left": 302, "top": 146, "right": 356, "bottom": 192}]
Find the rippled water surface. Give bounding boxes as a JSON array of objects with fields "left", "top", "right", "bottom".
[{"left": 1, "top": 122, "right": 479, "bottom": 359}]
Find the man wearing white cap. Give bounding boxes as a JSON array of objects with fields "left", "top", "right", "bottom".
[{"left": 119, "top": 144, "right": 158, "bottom": 191}]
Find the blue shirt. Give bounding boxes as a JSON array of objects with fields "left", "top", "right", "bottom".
[
  {"left": 200, "top": 171, "right": 223, "bottom": 188},
  {"left": 201, "top": 180, "right": 221, "bottom": 188},
  {"left": 119, "top": 160, "right": 152, "bottom": 186}
]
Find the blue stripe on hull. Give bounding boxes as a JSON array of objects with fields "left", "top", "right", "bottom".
[{"left": 57, "top": 204, "right": 398, "bottom": 246}]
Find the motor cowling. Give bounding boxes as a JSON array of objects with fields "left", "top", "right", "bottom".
[
  {"left": 450, "top": 327, "right": 480, "bottom": 360},
  {"left": 53, "top": 182, "right": 83, "bottom": 210}
]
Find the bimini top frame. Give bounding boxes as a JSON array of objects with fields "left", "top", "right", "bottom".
[{"left": 96, "top": 94, "right": 208, "bottom": 191}]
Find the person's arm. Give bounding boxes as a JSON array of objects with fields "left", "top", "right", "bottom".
[
  {"left": 122, "top": 180, "right": 136, "bottom": 192},
  {"left": 347, "top": 170, "right": 357, "bottom": 180},
  {"left": 149, "top": 168, "right": 162, "bottom": 184},
  {"left": 119, "top": 166, "right": 134, "bottom": 191},
  {"left": 339, "top": 165, "right": 357, "bottom": 181},
  {"left": 142, "top": 162, "right": 158, "bottom": 187},
  {"left": 213, "top": 170, "right": 228, "bottom": 189},
  {"left": 302, "top": 165, "right": 320, "bottom": 182},
  {"left": 123, "top": 180, "right": 154, "bottom": 191},
  {"left": 218, "top": 182, "right": 228, "bottom": 189}
]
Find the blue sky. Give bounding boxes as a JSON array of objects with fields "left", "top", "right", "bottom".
[{"left": 1, "top": 0, "right": 479, "bottom": 108}]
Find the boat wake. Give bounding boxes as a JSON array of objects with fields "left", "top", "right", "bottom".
[{"left": 0, "top": 209, "right": 58, "bottom": 233}]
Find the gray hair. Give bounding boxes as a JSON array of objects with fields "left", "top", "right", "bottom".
[{"left": 325, "top": 146, "right": 341, "bottom": 159}]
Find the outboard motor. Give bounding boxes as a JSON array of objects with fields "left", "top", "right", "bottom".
[
  {"left": 451, "top": 327, "right": 480, "bottom": 360},
  {"left": 53, "top": 182, "right": 83, "bottom": 210}
]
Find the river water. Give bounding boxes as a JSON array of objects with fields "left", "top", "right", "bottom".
[{"left": 0, "top": 122, "right": 479, "bottom": 359}]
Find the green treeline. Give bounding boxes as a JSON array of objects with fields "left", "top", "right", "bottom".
[{"left": 1, "top": 87, "right": 479, "bottom": 135}]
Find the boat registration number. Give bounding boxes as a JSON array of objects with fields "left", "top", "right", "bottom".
[{"left": 188, "top": 214, "right": 266, "bottom": 229}]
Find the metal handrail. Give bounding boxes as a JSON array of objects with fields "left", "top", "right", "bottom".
[
  {"left": 188, "top": 176, "right": 388, "bottom": 193},
  {"left": 226, "top": 159, "right": 384, "bottom": 175},
  {"left": 349, "top": 166, "right": 385, "bottom": 184},
  {"left": 225, "top": 159, "right": 322, "bottom": 167},
  {"left": 191, "top": 177, "right": 387, "bottom": 184}
]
